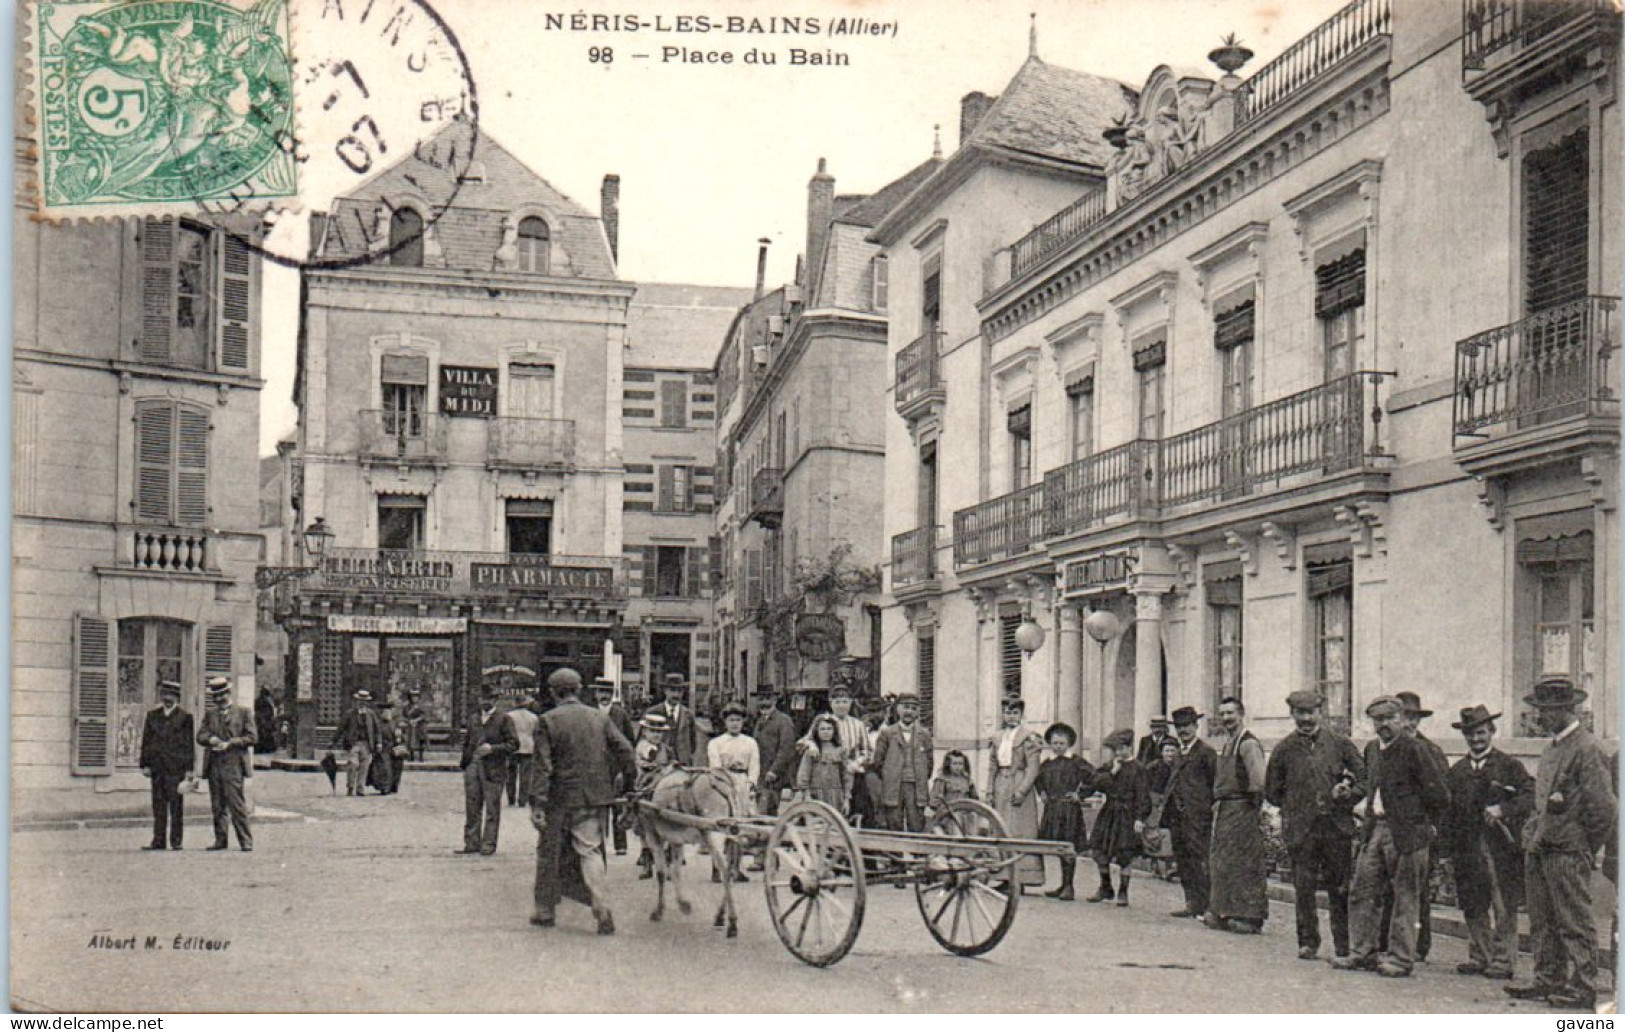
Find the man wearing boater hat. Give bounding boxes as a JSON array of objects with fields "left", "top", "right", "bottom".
[
  {"left": 196, "top": 676, "right": 257, "bottom": 851},
  {"left": 1504, "top": 677, "right": 1616, "bottom": 1010},
  {"left": 1441, "top": 704, "right": 1532, "bottom": 981}
]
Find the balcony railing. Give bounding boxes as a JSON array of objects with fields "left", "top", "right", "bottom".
[
  {"left": 1454, "top": 296, "right": 1619, "bottom": 439},
  {"left": 1237, "top": 0, "right": 1392, "bottom": 125},
  {"left": 895, "top": 329, "right": 944, "bottom": 416},
  {"left": 1044, "top": 440, "right": 1158, "bottom": 536},
  {"left": 1160, "top": 373, "right": 1376, "bottom": 508},
  {"left": 748, "top": 467, "right": 784, "bottom": 528},
  {"left": 305, "top": 547, "right": 627, "bottom": 600},
  {"left": 1009, "top": 190, "right": 1109, "bottom": 279},
  {"left": 891, "top": 526, "right": 937, "bottom": 587},
  {"left": 129, "top": 526, "right": 211, "bottom": 574},
  {"left": 358, "top": 410, "right": 447, "bottom": 464},
  {"left": 1463, "top": 0, "right": 1613, "bottom": 70},
  {"left": 487, "top": 417, "right": 575, "bottom": 470},
  {"left": 953, "top": 482, "right": 1046, "bottom": 567}
]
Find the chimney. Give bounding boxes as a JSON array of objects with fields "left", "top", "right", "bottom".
[
  {"left": 805, "top": 158, "right": 834, "bottom": 297},
  {"left": 600, "top": 174, "right": 620, "bottom": 262},
  {"left": 960, "top": 91, "right": 997, "bottom": 145},
  {"left": 754, "top": 237, "right": 770, "bottom": 300}
]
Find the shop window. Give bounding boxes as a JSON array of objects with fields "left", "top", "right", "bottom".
[
  {"left": 377, "top": 495, "right": 425, "bottom": 551},
  {"left": 505, "top": 499, "right": 552, "bottom": 555},
  {"left": 1309, "top": 557, "right": 1353, "bottom": 732},
  {"left": 115, "top": 619, "right": 187, "bottom": 768},
  {"left": 517, "top": 216, "right": 550, "bottom": 274},
  {"left": 388, "top": 208, "right": 424, "bottom": 267}
]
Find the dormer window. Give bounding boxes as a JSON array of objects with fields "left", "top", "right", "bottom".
[
  {"left": 518, "top": 217, "right": 551, "bottom": 274},
  {"left": 388, "top": 208, "right": 424, "bottom": 267}
]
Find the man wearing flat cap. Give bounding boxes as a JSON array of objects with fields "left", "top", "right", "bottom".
[
  {"left": 1332, "top": 694, "right": 1449, "bottom": 977},
  {"left": 196, "top": 676, "right": 257, "bottom": 851},
  {"left": 1504, "top": 678, "right": 1616, "bottom": 1010},
  {"left": 1440, "top": 704, "right": 1532, "bottom": 981},
  {"left": 1265, "top": 689, "right": 1366, "bottom": 960},
  {"left": 1162, "top": 706, "right": 1216, "bottom": 919},
  {"left": 139, "top": 681, "right": 195, "bottom": 851}
]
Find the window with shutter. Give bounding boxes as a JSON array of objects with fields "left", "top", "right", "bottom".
[
  {"left": 1523, "top": 127, "right": 1589, "bottom": 313},
  {"left": 205, "top": 623, "right": 234, "bottom": 684},
  {"left": 1000, "top": 612, "right": 1022, "bottom": 696},
  {"left": 215, "top": 234, "right": 253, "bottom": 373},
  {"left": 746, "top": 549, "right": 764, "bottom": 608},
  {"left": 707, "top": 536, "right": 722, "bottom": 597},
  {"left": 916, "top": 633, "right": 935, "bottom": 732},
  {"left": 656, "top": 466, "right": 675, "bottom": 512},
  {"left": 660, "top": 380, "right": 689, "bottom": 428},
  {"left": 72, "top": 614, "right": 114, "bottom": 775},
  {"left": 139, "top": 219, "right": 176, "bottom": 364},
  {"left": 872, "top": 255, "right": 889, "bottom": 313},
  {"left": 684, "top": 546, "right": 702, "bottom": 600},
  {"left": 176, "top": 406, "right": 209, "bottom": 525},
  {"left": 135, "top": 400, "right": 209, "bottom": 526}
]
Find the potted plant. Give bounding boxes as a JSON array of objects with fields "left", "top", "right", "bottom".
[{"left": 1208, "top": 33, "right": 1254, "bottom": 75}]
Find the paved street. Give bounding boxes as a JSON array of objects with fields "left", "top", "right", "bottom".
[{"left": 7, "top": 770, "right": 1593, "bottom": 1012}]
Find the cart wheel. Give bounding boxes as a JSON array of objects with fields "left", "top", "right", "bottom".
[
  {"left": 914, "top": 798, "right": 1019, "bottom": 957},
  {"left": 763, "top": 799, "right": 866, "bottom": 967}
]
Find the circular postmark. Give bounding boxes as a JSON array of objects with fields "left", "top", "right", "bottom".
[{"left": 181, "top": 0, "right": 481, "bottom": 271}]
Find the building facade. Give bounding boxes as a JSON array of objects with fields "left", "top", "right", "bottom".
[
  {"left": 284, "top": 129, "right": 634, "bottom": 755},
  {"left": 619, "top": 283, "right": 752, "bottom": 708},
  {"left": 878, "top": 0, "right": 1619, "bottom": 765},
  {"left": 14, "top": 165, "right": 267, "bottom": 802}
]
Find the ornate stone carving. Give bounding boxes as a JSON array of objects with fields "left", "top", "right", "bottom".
[
  {"left": 494, "top": 216, "right": 520, "bottom": 270},
  {"left": 1258, "top": 521, "right": 1297, "bottom": 570}
]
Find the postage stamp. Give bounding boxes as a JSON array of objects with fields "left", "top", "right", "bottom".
[{"left": 31, "top": 0, "right": 299, "bottom": 217}]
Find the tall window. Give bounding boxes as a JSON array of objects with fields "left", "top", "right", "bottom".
[
  {"left": 138, "top": 219, "right": 253, "bottom": 373},
  {"left": 377, "top": 495, "right": 425, "bottom": 551},
  {"left": 922, "top": 253, "right": 942, "bottom": 335},
  {"left": 174, "top": 224, "right": 211, "bottom": 369},
  {"left": 1216, "top": 293, "right": 1256, "bottom": 417},
  {"left": 1008, "top": 405, "right": 1033, "bottom": 489},
  {"left": 116, "top": 619, "right": 186, "bottom": 768},
  {"left": 916, "top": 632, "right": 935, "bottom": 732},
  {"left": 655, "top": 546, "right": 687, "bottom": 597},
  {"left": 505, "top": 499, "right": 552, "bottom": 555},
  {"left": 517, "top": 216, "right": 551, "bottom": 274},
  {"left": 1134, "top": 335, "right": 1167, "bottom": 440},
  {"left": 657, "top": 465, "right": 694, "bottom": 513},
  {"left": 388, "top": 208, "right": 425, "bottom": 267},
  {"left": 1067, "top": 371, "right": 1095, "bottom": 462},
  {"left": 1309, "top": 559, "right": 1353, "bottom": 731},
  {"left": 918, "top": 441, "right": 938, "bottom": 529},
  {"left": 872, "top": 255, "right": 889, "bottom": 313},
  {"left": 999, "top": 611, "right": 1022, "bottom": 697},
  {"left": 1517, "top": 519, "right": 1594, "bottom": 733},
  {"left": 135, "top": 400, "right": 209, "bottom": 527},
  {"left": 508, "top": 363, "right": 555, "bottom": 420},
  {"left": 1523, "top": 126, "right": 1589, "bottom": 313},
  {"left": 1316, "top": 248, "right": 1365, "bottom": 382},
  {"left": 380, "top": 354, "right": 429, "bottom": 437},
  {"left": 1206, "top": 563, "right": 1243, "bottom": 710},
  {"left": 660, "top": 380, "right": 688, "bottom": 428}
]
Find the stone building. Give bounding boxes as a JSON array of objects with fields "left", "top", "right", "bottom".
[
  {"left": 714, "top": 155, "right": 937, "bottom": 725},
  {"left": 619, "top": 282, "right": 752, "bottom": 707},
  {"left": 284, "top": 128, "right": 635, "bottom": 754},
  {"left": 13, "top": 168, "right": 267, "bottom": 803},
  {"left": 876, "top": 0, "right": 1619, "bottom": 765}
]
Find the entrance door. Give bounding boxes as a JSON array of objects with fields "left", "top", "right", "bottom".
[
  {"left": 387, "top": 639, "right": 455, "bottom": 730},
  {"left": 649, "top": 632, "right": 692, "bottom": 689},
  {"left": 115, "top": 619, "right": 187, "bottom": 768}
]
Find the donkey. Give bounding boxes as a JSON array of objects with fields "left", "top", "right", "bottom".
[{"left": 638, "top": 767, "right": 745, "bottom": 938}]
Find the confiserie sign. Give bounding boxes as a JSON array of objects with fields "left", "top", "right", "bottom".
[
  {"left": 440, "top": 365, "right": 498, "bottom": 417},
  {"left": 471, "top": 562, "right": 615, "bottom": 597}
]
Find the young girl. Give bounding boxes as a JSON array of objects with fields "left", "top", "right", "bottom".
[
  {"left": 1036, "top": 723, "right": 1095, "bottom": 901},
  {"left": 1087, "top": 728, "right": 1153, "bottom": 906},
  {"left": 794, "top": 714, "right": 852, "bottom": 814},
  {"left": 928, "top": 750, "right": 978, "bottom": 813},
  {"left": 1142, "top": 738, "right": 1180, "bottom": 880}
]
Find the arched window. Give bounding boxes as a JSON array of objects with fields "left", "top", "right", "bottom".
[
  {"left": 388, "top": 208, "right": 424, "bottom": 267},
  {"left": 518, "top": 216, "right": 550, "bottom": 274}
]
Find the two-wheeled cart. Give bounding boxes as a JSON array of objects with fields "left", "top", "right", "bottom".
[{"left": 635, "top": 796, "right": 1074, "bottom": 967}]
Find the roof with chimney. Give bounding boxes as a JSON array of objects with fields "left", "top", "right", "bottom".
[
  {"left": 627, "top": 282, "right": 757, "bottom": 370},
  {"left": 316, "top": 124, "right": 618, "bottom": 279}
]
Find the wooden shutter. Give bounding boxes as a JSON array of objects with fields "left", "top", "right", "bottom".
[
  {"left": 707, "top": 536, "right": 722, "bottom": 597},
  {"left": 204, "top": 623, "right": 234, "bottom": 682},
  {"left": 1523, "top": 127, "right": 1589, "bottom": 313},
  {"left": 641, "top": 545, "right": 659, "bottom": 598},
  {"left": 215, "top": 234, "right": 253, "bottom": 373},
  {"left": 684, "top": 546, "right": 702, "bottom": 599},
  {"left": 656, "top": 466, "right": 675, "bottom": 512},
  {"left": 660, "top": 380, "right": 688, "bottom": 428},
  {"left": 135, "top": 401, "right": 176, "bottom": 523},
  {"left": 917, "top": 633, "right": 935, "bottom": 732},
  {"left": 176, "top": 405, "right": 209, "bottom": 526},
  {"left": 1000, "top": 612, "right": 1022, "bottom": 696},
  {"left": 139, "top": 219, "right": 176, "bottom": 364},
  {"left": 71, "top": 614, "right": 114, "bottom": 775},
  {"left": 746, "top": 549, "right": 763, "bottom": 608}
]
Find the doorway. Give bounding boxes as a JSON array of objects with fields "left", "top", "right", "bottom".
[{"left": 649, "top": 632, "right": 692, "bottom": 688}]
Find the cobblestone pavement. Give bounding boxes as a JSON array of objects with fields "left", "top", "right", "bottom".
[{"left": 8, "top": 770, "right": 1602, "bottom": 1013}]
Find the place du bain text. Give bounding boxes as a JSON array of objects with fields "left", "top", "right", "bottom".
[
  {"left": 86, "top": 933, "right": 231, "bottom": 953},
  {"left": 544, "top": 11, "right": 898, "bottom": 68}
]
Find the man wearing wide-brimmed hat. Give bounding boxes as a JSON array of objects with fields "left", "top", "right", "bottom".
[
  {"left": 139, "top": 680, "right": 195, "bottom": 851},
  {"left": 1264, "top": 689, "right": 1366, "bottom": 961},
  {"left": 1162, "top": 705, "right": 1216, "bottom": 919},
  {"left": 195, "top": 676, "right": 257, "bottom": 851},
  {"left": 653, "top": 673, "right": 703, "bottom": 766},
  {"left": 1391, "top": 691, "right": 1449, "bottom": 962},
  {"left": 1441, "top": 704, "right": 1532, "bottom": 981},
  {"left": 1504, "top": 678, "right": 1616, "bottom": 1010},
  {"left": 337, "top": 689, "right": 382, "bottom": 798}
]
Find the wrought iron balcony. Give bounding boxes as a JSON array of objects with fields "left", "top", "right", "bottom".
[
  {"left": 487, "top": 416, "right": 576, "bottom": 471},
  {"left": 891, "top": 525, "right": 937, "bottom": 587},
  {"left": 1462, "top": 0, "right": 1615, "bottom": 72},
  {"left": 357, "top": 410, "right": 447, "bottom": 465},
  {"left": 1009, "top": 190, "right": 1109, "bottom": 280},
  {"left": 953, "top": 482, "right": 1046, "bottom": 568},
  {"left": 1043, "top": 440, "right": 1159, "bottom": 536},
  {"left": 748, "top": 467, "right": 784, "bottom": 529},
  {"left": 1454, "top": 295, "right": 1619, "bottom": 441},
  {"left": 1236, "top": 0, "right": 1392, "bottom": 125},
  {"left": 895, "top": 329, "right": 945, "bottom": 420}
]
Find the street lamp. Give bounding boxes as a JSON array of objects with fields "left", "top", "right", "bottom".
[
  {"left": 256, "top": 517, "right": 336, "bottom": 590},
  {"left": 302, "top": 517, "right": 335, "bottom": 560}
]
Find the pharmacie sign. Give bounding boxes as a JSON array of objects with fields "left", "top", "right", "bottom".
[
  {"left": 440, "top": 365, "right": 498, "bottom": 417},
  {"left": 471, "top": 562, "right": 615, "bottom": 597}
]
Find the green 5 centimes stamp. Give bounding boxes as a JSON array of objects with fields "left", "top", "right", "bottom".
[{"left": 33, "top": 0, "right": 297, "bottom": 214}]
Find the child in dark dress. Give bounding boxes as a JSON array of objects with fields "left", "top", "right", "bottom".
[
  {"left": 1036, "top": 723, "right": 1095, "bottom": 901},
  {"left": 1087, "top": 728, "right": 1153, "bottom": 907}
]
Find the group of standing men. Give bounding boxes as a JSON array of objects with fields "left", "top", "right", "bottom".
[{"left": 137, "top": 676, "right": 257, "bottom": 853}]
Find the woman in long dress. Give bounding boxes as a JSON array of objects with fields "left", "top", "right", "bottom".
[{"left": 988, "top": 696, "right": 1045, "bottom": 889}]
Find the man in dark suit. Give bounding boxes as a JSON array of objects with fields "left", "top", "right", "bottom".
[
  {"left": 1441, "top": 704, "right": 1532, "bottom": 981},
  {"left": 1397, "top": 691, "right": 1449, "bottom": 960},
  {"left": 592, "top": 678, "right": 634, "bottom": 854},
  {"left": 458, "top": 686, "right": 517, "bottom": 856},
  {"left": 1264, "top": 689, "right": 1367, "bottom": 961},
  {"left": 139, "top": 680, "right": 195, "bottom": 851},
  {"left": 1136, "top": 716, "right": 1171, "bottom": 766},
  {"left": 752, "top": 690, "right": 799, "bottom": 817},
  {"left": 196, "top": 676, "right": 257, "bottom": 852},
  {"left": 872, "top": 694, "right": 933, "bottom": 833},
  {"left": 652, "top": 673, "right": 703, "bottom": 766},
  {"left": 1162, "top": 706, "right": 1217, "bottom": 919},
  {"left": 530, "top": 668, "right": 636, "bottom": 934},
  {"left": 1331, "top": 695, "right": 1450, "bottom": 978}
]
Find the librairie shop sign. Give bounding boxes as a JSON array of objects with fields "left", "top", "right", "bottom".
[
  {"left": 440, "top": 365, "right": 497, "bottom": 417},
  {"left": 321, "top": 553, "right": 455, "bottom": 592},
  {"left": 471, "top": 562, "right": 615, "bottom": 597}
]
